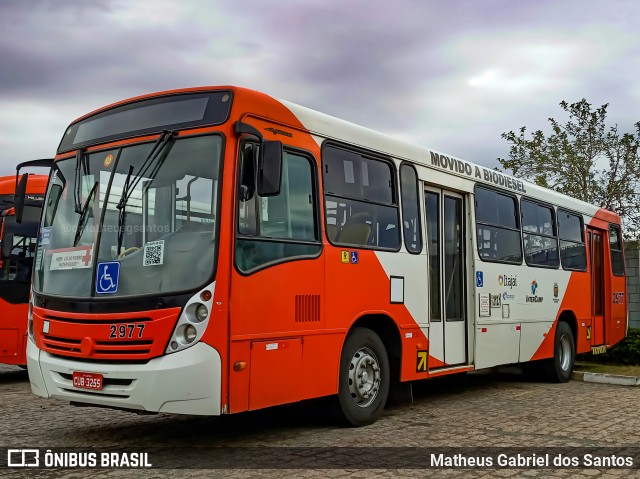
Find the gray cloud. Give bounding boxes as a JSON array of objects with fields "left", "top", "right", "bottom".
[{"left": 0, "top": 0, "right": 639, "bottom": 175}]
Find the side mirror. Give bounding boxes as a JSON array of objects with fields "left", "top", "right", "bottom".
[
  {"left": 1, "top": 232, "right": 13, "bottom": 259},
  {"left": 257, "top": 141, "right": 283, "bottom": 197},
  {"left": 14, "top": 173, "right": 28, "bottom": 224}
]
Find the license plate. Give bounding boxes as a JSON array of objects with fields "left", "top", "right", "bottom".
[
  {"left": 72, "top": 371, "right": 103, "bottom": 390},
  {"left": 591, "top": 345, "right": 607, "bottom": 355}
]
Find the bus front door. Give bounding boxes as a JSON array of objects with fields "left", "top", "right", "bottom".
[{"left": 424, "top": 188, "right": 467, "bottom": 368}]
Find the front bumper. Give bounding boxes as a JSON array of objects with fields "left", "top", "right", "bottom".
[{"left": 27, "top": 339, "right": 222, "bottom": 415}]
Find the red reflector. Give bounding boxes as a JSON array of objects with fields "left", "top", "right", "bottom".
[
  {"left": 481, "top": 328, "right": 487, "bottom": 333},
  {"left": 516, "top": 326, "right": 521, "bottom": 331}
]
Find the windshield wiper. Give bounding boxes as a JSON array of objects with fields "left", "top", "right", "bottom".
[
  {"left": 116, "top": 165, "right": 134, "bottom": 257},
  {"left": 73, "top": 149, "right": 84, "bottom": 213},
  {"left": 73, "top": 181, "right": 98, "bottom": 246},
  {"left": 115, "top": 130, "right": 176, "bottom": 256}
]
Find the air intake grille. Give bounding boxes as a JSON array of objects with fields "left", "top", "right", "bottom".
[{"left": 295, "top": 295, "right": 320, "bottom": 322}]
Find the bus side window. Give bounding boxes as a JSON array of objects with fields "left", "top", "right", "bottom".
[
  {"left": 609, "top": 224, "right": 624, "bottom": 276},
  {"left": 521, "top": 199, "right": 559, "bottom": 268},
  {"left": 323, "top": 145, "right": 399, "bottom": 250},
  {"left": 474, "top": 186, "right": 522, "bottom": 264},
  {"left": 235, "top": 144, "right": 320, "bottom": 273},
  {"left": 558, "top": 209, "right": 587, "bottom": 271},
  {"left": 400, "top": 163, "right": 422, "bottom": 254}
]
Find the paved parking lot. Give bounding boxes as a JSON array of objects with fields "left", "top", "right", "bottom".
[{"left": 1, "top": 363, "right": 639, "bottom": 478}]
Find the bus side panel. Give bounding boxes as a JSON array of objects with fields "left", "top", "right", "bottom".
[
  {"left": 608, "top": 272, "right": 627, "bottom": 347},
  {"left": 324, "top": 248, "right": 430, "bottom": 383},
  {"left": 229, "top": 259, "right": 328, "bottom": 411},
  {"left": 0, "top": 300, "right": 28, "bottom": 366},
  {"left": 475, "top": 323, "right": 521, "bottom": 369},
  {"left": 228, "top": 340, "right": 250, "bottom": 413},
  {"left": 575, "top": 319, "right": 592, "bottom": 354},
  {"left": 248, "top": 338, "right": 303, "bottom": 411},
  {"left": 529, "top": 270, "right": 592, "bottom": 359},
  {"left": 373, "top": 249, "right": 432, "bottom": 379},
  {"left": 607, "top": 246, "right": 627, "bottom": 348},
  {"left": 0, "top": 329, "right": 20, "bottom": 363},
  {"left": 519, "top": 322, "right": 553, "bottom": 362}
]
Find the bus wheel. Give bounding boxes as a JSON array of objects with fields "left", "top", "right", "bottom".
[
  {"left": 336, "top": 327, "right": 390, "bottom": 427},
  {"left": 545, "top": 321, "right": 575, "bottom": 383}
]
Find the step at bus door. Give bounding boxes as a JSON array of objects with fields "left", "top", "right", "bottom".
[
  {"left": 424, "top": 188, "right": 467, "bottom": 367},
  {"left": 587, "top": 228, "right": 606, "bottom": 346}
]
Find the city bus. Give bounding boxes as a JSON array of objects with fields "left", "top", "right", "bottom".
[
  {"left": 0, "top": 167, "right": 49, "bottom": 366},
  {"left": 25, "top": 87, "right": 627, "bottom": 426}
]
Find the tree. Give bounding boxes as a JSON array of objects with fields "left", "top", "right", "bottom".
[{"left": 498, "top": 99, "right": 640, "bottom": 237}]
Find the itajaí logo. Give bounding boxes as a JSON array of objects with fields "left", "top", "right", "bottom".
[{"left": 498, "top": 274, "right": 517, "bottom": 289}]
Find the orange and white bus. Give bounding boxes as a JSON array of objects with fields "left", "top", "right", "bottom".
[
  {"left": 26, "top": 87, "right": 627, "bottom": 426},
  {"left": 0, "top": 166, "right": 49, "bottom": 366}
]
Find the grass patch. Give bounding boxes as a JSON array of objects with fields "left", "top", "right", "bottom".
[{"left": 574, "top": 361, "right": 640, "bottom": 377}]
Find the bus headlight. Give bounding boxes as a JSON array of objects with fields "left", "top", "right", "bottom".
[
  {"left": 195, "top": 304, "right": 209, "bottom": 322},
  {"left": 184, "top": 325, "right": 197, "bottom": 343},
  {"left": 166, "top": 283, "right": 214, "bottom": 354}
]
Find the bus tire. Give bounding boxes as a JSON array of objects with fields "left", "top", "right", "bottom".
[
  {"left": 336, "top": 327, "right": 390, "bottom": 427},
  {"left": 545, "top": 321, "right": 575, "bottom": 383}
]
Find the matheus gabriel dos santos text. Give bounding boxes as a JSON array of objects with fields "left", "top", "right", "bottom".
[{"left": 431, "top": 453, "right": 634, "bottom": 468}]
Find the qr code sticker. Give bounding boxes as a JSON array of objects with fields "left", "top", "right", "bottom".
[{"left": 143, "top": 240, "right": 164, "bottom": 266}]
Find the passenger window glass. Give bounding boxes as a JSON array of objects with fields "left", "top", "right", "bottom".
[
  {"left": 475, "top": 187, "right": 517, "bottom": 229},
  {"left": 522, "top": 200, "right": 559, "bottom": 267},
  {"left": 558, "top": 211, "right": 583, "bottom": 242},
  {"left": 236, "top": 144, "right": 320, "bottom": 273},
  {"left": 475, "top": 187, "right": 522, "bottom": 263},
  {"left": 609, "top": 225, "right": 624, "bottom": 276},
  {"left": 324, "top": 146, "right": 399, "bottom": 249},
  {"left": 400, "top": 164, "right": 422, "bottom": 254},
  {"left": 558, "top": 209, "right": 587, "bottom": 271}
]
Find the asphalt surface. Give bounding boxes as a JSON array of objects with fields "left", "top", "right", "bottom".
[{"left": 1, "top": 363, "right": 639, "bottom": 478}]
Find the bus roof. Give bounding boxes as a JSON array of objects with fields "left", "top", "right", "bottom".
[
  {"left": 0, "top": 174, "right": 48, "bottom": 195},
  {"left": 62, "top": 86, "right": 620, "bottom": 224}
]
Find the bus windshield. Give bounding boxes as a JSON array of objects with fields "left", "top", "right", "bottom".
[{"left": 33, "top": 134, "right": 222, "bottom": 298}]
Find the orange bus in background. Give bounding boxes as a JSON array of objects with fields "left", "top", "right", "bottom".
[
  {"left": 0, "top": 170, "right": 48, "bottom": 366},
  {"left": 25, "top": 87, "right": 627, "bottom": 426}
]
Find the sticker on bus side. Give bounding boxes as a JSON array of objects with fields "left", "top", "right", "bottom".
[
  {"left": 341, "top": 250, "right": 359, "bottom": 264},
  {"left": 143, "top": 240, "right": 165, "bottom": 267},
  {"left": 96, "top": 261, "right": 120, "bottom": 294},
  {"left": 417, "top": 350, "right": 428, "bottom": 372},
  {"left": 35, "top": 247, "right": 44, "bottom": 271},
  {"left": 49, "top": 245, "right": 93, "bottom": 270},
  {"left": 40, "top": 227, "right": 52, "bottom": 245}
]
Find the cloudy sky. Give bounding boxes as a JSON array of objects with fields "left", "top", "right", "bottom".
[{"left": 1, "top": 0, "right": 639, "bottom": 176}]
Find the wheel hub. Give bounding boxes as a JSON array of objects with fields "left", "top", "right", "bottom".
[{"left": 348, "top": 347, "right": 381, "bottom": 408}]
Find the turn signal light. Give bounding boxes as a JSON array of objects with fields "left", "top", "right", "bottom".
[{"left": 201, "top": 290, "right": 212, "bottom": 301}]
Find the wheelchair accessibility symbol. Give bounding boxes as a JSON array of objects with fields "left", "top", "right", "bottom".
[{"left": 96, "top": 261, "right": 120, "bottom": 294}]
